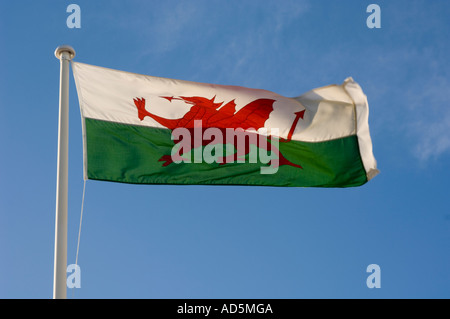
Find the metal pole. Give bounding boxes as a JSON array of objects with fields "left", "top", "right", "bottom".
[{"left": 53, "top": 45, "right": 75, "bottom": 299}]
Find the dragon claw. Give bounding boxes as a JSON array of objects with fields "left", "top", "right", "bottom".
[{"left": 158, "top": 155, "right": 173, "bottom": 167}]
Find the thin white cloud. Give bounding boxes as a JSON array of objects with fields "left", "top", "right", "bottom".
[
  {"left": 270, "top": 0, "right": 310, "bottom": 32},
  {"left": 407, "top": 74, "right": 450, "bottom": 161},
  {"left": 414, "top": 113, "right": 450, "bottom": 161},
  {"left": 200, "top": 1, "right": 310, "bottom": 86},
  {"left": 149, "top": 2, "right": 203, "bottom": 53}
]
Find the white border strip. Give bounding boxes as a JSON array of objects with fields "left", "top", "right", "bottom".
[
  {"left": 343, "top": 77, "right": 379, "bottom": 180},
  {"left": 71, "top": 61, "right": 88, "bottom": 180}
]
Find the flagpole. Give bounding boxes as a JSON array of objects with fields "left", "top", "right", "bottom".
[{"left": 53, "top": 45, "right": 75, "bottom": 299}]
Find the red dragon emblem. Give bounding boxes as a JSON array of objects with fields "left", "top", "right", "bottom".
[{"left": 133, "top": 96, "right": 304, "bottom": 169}]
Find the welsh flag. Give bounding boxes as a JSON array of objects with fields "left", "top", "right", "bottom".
[{"left": 72, "top": 62, "right": 378, "bottom": 187}]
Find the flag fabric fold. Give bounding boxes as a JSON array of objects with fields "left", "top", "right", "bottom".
[{"left": 72, "top": 61, "right": 378, "bottom": 187}]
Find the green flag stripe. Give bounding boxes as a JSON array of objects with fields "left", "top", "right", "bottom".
[{"left": 84, "top": 118, "right": 367, "bottom": 187}]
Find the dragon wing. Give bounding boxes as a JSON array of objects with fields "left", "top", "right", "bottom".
[
  {"left": 157, "top": 96, "right": 275, "bottom": 130},
  {"left": 214, "top": 98, "right": 275, "bottom": 130},
  {"left": 206, "top": 100, "right": 236, "bottom": 128}
]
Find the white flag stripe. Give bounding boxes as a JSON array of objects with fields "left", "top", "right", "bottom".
[{"left": 72, "top": 62, "right": 360, "bottom": 142}]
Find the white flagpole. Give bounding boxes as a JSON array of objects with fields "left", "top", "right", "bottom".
[{"left": 53, "top": 45, "right": 75, "bottom": 299}]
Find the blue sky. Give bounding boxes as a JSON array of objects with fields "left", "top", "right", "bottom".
[{"left": 1, "top": 0, "right": 449, "bottom": 299}]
